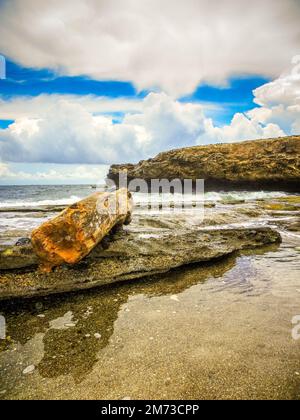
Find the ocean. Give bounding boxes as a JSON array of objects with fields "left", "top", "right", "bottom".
[
  {"left": 0, "top": 185, "right": 95, "bottom": 208},
  {"left": 0, "top": 184, "right": 291, "bottom": 208},
  {"left": 0, "top": 184, "right": 294, "bottom": 245}
]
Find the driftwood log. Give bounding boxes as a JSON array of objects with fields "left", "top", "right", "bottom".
[{"left": 31, "top": 188, "right": 133, "bottom": 271}]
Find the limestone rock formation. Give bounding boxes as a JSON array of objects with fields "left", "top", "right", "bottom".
[{"left": 107, "top": 136, "right": 300, "bottom": 191}]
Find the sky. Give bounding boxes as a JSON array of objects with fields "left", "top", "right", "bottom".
[{"left": 0, "top": 0, "right": 299, "bottom": 185}]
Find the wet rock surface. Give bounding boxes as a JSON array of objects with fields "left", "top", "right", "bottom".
[
  {"left": 0, "top": 226, "right": 281, "bottom": 300},
  {"left": 0, "top": 245, "right": 38, "bottom": 271},
  {"left": 1, "top": 194, "right": 300, "bottom": 301},
  {"left": 0, "top": 236, "right": 299, "bottom": 400}
]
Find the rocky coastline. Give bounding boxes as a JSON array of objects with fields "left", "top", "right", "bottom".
[
  {"left": 1, "top": 193, "right": 300, "bottom": 300},
  {"left": 0, "top": 156, "right": 300, "bottom": 401},
  {"left": 0, "top": 136, "right": 300, "bottom": 300},
  {"left": 108, "top": 136, "right": 300, "bottom": 192}
]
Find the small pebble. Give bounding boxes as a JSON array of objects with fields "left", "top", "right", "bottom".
[
  {"left": 170, "top": 295, "right": 179, "bottom": 302},
  {"left": 94, "top": 333, "right": 101, "bottom": 339},
  {"left": 295, "top": 372, "right": 300, "bottom": 376},
  {"left": 64, "top": 323, "right": 76, "bottom": 328},
  {"left": 23, "top": 365, "right": 35, "bottom": 375},
  {"left": 85, "top": 334, "right": 91, "bottom": 338},
  {"left": 37, "top": 314, "right": 45, "bottom": 318}
]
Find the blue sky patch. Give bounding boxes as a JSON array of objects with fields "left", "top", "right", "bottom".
[
  {"left": 182, "top": 76, "right": 269, "bottom": 125},
  {"left": 0, "top": 59, "right": 267, "bottom": 121},
  {"left": 0, "top": 119, "right": 14, "bottom": 129},
  {"left": 0, "top": 59, "right": 138, "bottom": 99},
  {"left": 0, "top": 59, "right": 270, "bottom": 128}
]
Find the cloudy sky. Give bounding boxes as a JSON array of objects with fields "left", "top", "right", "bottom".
[{"left": 0, "top": 0, "right": 299, "bottom": 184}]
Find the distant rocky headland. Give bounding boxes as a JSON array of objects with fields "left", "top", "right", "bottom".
[{"left": 108, "top": 136, "right": 300, "bottom": 191}]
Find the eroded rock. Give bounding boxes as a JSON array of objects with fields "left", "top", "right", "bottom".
[
  {"left": 108, "top": 136, "right": 300, "bottom": 191},
  {"left": 0, "top": 227, "right": 281, "bottom": 300}
]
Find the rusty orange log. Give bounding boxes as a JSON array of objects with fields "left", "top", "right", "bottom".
[{"left": 31, "top": 188, "right": 133, "bottom": 271}]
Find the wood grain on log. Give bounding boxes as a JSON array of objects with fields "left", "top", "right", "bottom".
[{"left": 31, "top": 188, "right": 132, "bottom": 271}]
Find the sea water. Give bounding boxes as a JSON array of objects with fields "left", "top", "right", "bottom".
[{"left": 0, "top": 184, "right": 291, "bottom": 208}]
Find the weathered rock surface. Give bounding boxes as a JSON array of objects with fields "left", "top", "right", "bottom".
[
  {"left": 0, "top": 245, "right": 39, "bottom": 270},
  {"left": 31, "top": 188, "right": 132, "bottom": 271},
  {"left": 0, "top": 227, "right": 281, "bottom": 300},
  {"left": 108, "top": 136, "right": 300, "bottom": 191},
  {"left": 287, "top": 221, "right": 300, "bottom": 232},
  {"left": 0, "top": 205, "right": 65, "bottom": 213}
]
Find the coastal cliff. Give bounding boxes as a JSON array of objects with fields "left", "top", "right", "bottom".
[{"left": 108, "top": 136, "right": 300, "bottom": 191}]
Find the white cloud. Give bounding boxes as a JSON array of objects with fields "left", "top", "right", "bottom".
[
  {"left": 124, "top": 93, "right": 206, "bottom": 155},
  {"left": 0, "top": 95, "right": 144, "bottom": 120},
  {"left": 198, "top": 57, "right": 300, "bottom": 143},
  {"left": 0, "top": 0, "right": 299, "bottom": 96},
  {"left": 0, "top": 162, "right": 12, "bottom": 178},
  {"left": 253, "top": 55, "right": 300, "bottom": 108},
  {"left": 0, "top": 162, "right": 108, "bottom": 184},
  {"left": 0, "top": 93, "right": 207, "bottom": 164},
  {"left": 0, "top": 59, "right": 299, "bottom": 170},
  {"left": 246, "top": 55, "right": 300, "bottom": 135},
  {"left": 199, "top": 113, "right": 285, "bottom": 144},
  {"left": 0, "top": 94, "right": 218, "bottom": 120}
]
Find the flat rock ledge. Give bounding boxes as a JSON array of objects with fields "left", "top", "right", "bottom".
[{"left": 0, "top": 227, "right": 281, "bottom": 300}]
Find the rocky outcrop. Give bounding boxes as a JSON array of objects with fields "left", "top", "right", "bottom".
[
  {"left": 0, "top": 227, "right": 281, "bottom": 300},
  {"left": 107, "top": 136, "right": 300, "bottom": 191}
]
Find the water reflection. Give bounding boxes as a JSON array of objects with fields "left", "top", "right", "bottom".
[
  {"left": 4, "top": 239, "right": 300, "bottom": 400},
  {"left": 0, "top": 254, "right": 239, "bottom": 383},
  {"left": 1, "top": 240, "right": 300, "bottom": 400}
]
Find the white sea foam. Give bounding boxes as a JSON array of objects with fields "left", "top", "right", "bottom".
[
  {"left": 0, "top": 195, "right": 81, "bottom": 208},
  {"left": 132, "top": 190, "right": 291, "bottom": 205},
  {"left": 204, "top": 191, "right": 290, "bottom": 201},
  {"left": 0, "top": 190, "right": 293, "bottom": 209}
]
